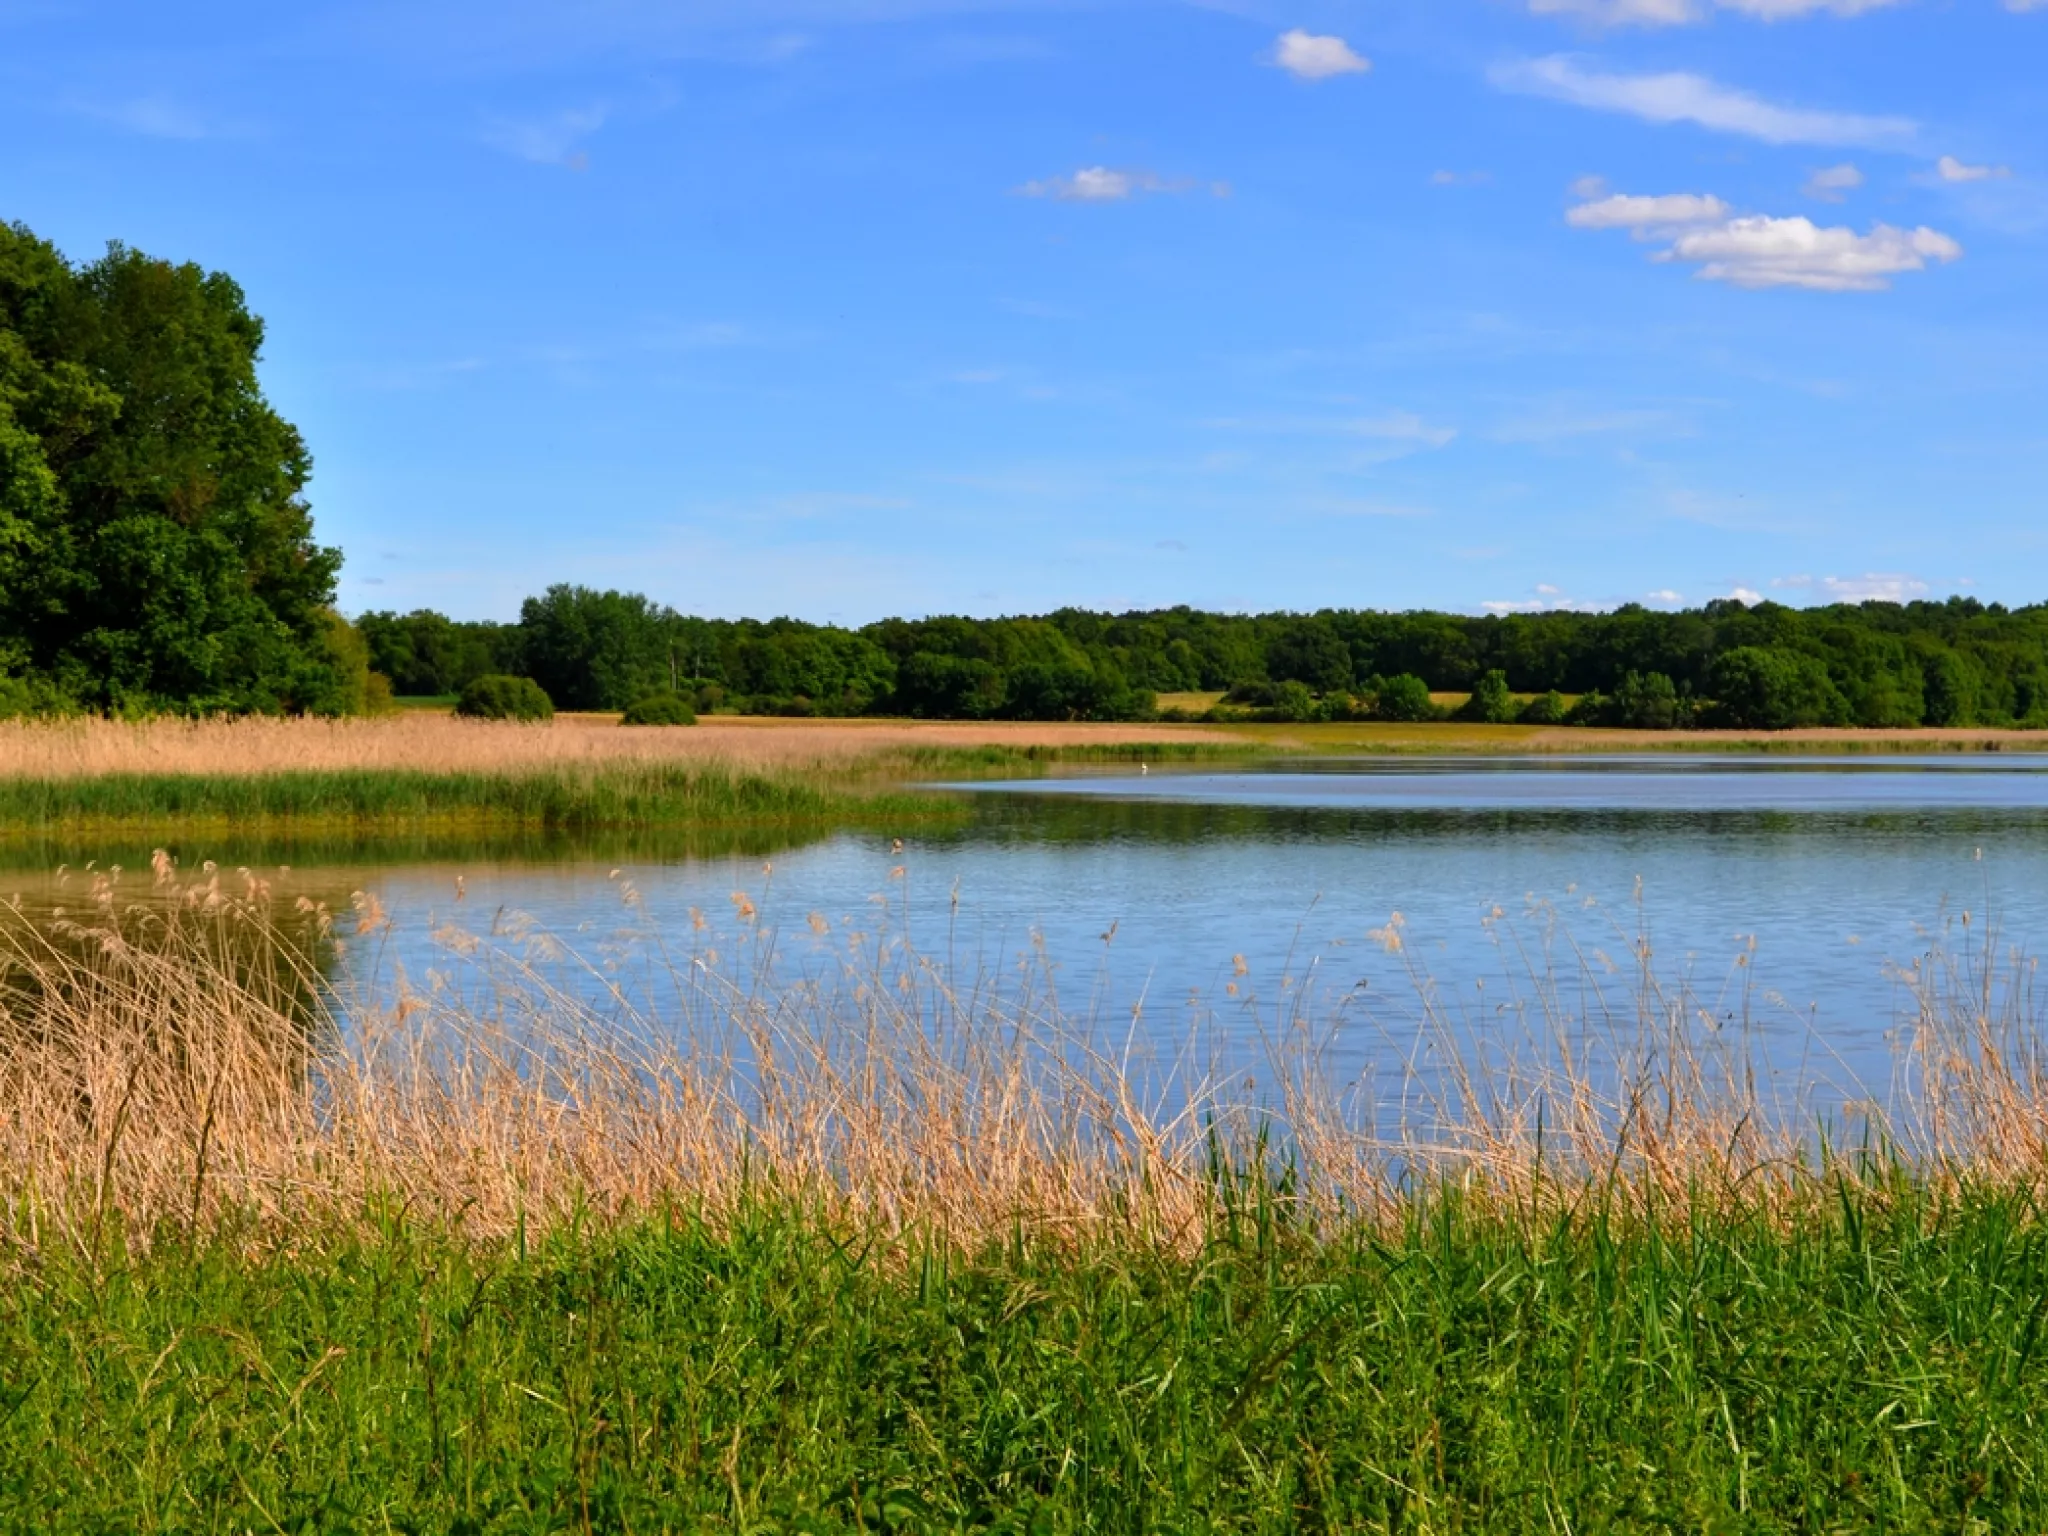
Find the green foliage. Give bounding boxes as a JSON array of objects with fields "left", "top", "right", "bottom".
[
  {"left": 455, "top": 674, "right": 554, "bottom": 723},
  {"left": 1518, "top": 689, "right": 1568, "bottom": 725},
  {"left": 0, "top": 762, "right": 948, "bottom": 833},
  {"left": 1371, "top": 672, "right": 1437, "bottom": 722},
  {"left": 1460, "top": 667, "right": 1516, "bottom": 723},
  {"left": 357, "top": 608, "right": 520, "bottom": 696},
  {"left": 0, "top": 221, "right": 345, "bottom": 713},
  {"left": 620, "top": 691, "right": 698, "bottom": 726},
  {"left": 1710, "top": 646, "right": 1852, "bottom": 729},
  {"left": 1613, "top": 669, "right": 1682, "bottom": 729},
  {"left": 15, "top": 1189, "right": 2048, "bottom": 1531},
  {"left": 349, "top": 592, "right": 2048, "bottom": 730}
]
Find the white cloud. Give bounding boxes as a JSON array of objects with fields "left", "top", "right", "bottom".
[
  {"left": 1725, "top": 587, "right": 1764, "bottom": 604},
  {"left": 1493, "top": 57, "right": 1916, "bottom": 148},
  {"left": 1812, "top": 572, "right": 1930, "bottom": 601},
  {"left": 1569, "top": 187, "right": 1962, "bottom": 290},
  {"left": 1646, "top": 589, "right": 1685, "bottom": 604},
  {"left": 1528, "top": 0, "right": 1908, "bottom": 23},
  {"left": 1660, "top": 216, "right": 1962, "bottom": 290},
  {"left": 1272, "top": 29, "right": 1370, "bottom": 80},
  {"left": 1803, "top": 163, "right": 1864, "bottom": 201},
  {"left": 1431, "top": 170, "right": 1493, "bottom": 187},
  {"left": 1937, "top": 154, "right": 2012, "bottom": 182},
  {"left": 1015, "top": 167, "right": 1224, "bottom": 202},
  {"left": 480, "top": 105, "right": 606, "bottom": 167},
  {"left": 1535, "top": 582, "right": 1564, "bottom": 595},
  {"left": 1566, "top": 191, "right": 1730, "bottom": 230}
]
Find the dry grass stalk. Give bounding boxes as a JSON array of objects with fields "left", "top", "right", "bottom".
[
  {"left": 0, "top": 715, "right": 1232, "bottom": 783},
  {"left": 0, "top": 862, "right": 2033, "bottom": 1260}
]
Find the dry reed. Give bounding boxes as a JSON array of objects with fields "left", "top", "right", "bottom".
[
  {"left": 0, "top": 855, "right": 2034, "bottom": 1262},
  {"left": 0, "top": 714, "right": 1232, "bottom": 782}
]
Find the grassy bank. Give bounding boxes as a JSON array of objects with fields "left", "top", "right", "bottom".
[
  {"left": 7, "top": 869, "right": 2048, "bottom": 1528},
  {"left": 9, "top": 1183, "right": 2045, "bottom": 1532},
  {"left": 0, "top": 763, "right": 954, "bottom": 837},
  {"left": 0, "top": 717, "right": 1253, "bottom": 836}
]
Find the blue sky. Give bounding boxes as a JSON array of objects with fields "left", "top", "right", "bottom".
[{"left": 3, "top": 0, "right": 2042, "bottom": 622}]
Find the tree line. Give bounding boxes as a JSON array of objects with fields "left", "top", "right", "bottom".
[
  {"left": 359, "top": 585, "right": 2048, "bottom": 729},
  {"left": 7, "top": 218, "right": 2046, "bottom": 731}
]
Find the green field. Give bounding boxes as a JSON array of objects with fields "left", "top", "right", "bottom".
[{"left": 8, "top": 1185, "right": 2045, "bottom": 1532}]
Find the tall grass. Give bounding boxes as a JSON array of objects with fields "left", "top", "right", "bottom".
[
  {"left": 0, "top": 716, "right": 1250, "bottom": 835},
  {"left": 0, "top": 854, "right": 2035, "bottom": 1254},
  {"left": 0, "top": 713, "right": 1237, "bottom": 781},
  {"left": 8, "top": 871, "right": 2048, "bottom": 1525}
]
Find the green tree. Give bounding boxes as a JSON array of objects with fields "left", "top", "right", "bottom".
[
  {"left": 1709, "top": 647, "right": 1851, "bottom": 729},
  {"left": 518, "top": 585, "right": 677, "bottom": 710},
  {"left": 1612, "top": 670, "right": 1681, "bottom": 730},
  {"left": 1459, "top": 669, "right": 1516, "bottom": 724},
  {"left": 0, "top": 223, "right": 347, "bottom": 712},
  {"left": 1371, "top": 673, "right": 1436, "bottom": 723}
]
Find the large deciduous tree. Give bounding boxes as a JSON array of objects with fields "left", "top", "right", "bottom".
[{"left": 0, "top": 222, "right": 347, "bottom": 713}]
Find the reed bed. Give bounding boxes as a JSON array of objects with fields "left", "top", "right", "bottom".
[
  {"left": 0, "top": 855, "right": 2033, "bottom": 1258},
  {"left": 0, "top": 713, "right": 1235, "bottom": 781}
]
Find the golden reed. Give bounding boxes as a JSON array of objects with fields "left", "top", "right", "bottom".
[{"left": 0, "top": 856, "right": 2035, "bottom": 1259}]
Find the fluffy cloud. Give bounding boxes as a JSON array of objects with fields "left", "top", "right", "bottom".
[
  {"left": 1778, "top": 573, "right": 1931, "bottom": 601},
  {"left": 1937, "top": 154, "right": 2012, "bottom": 182},
  {"left": 1272, "top": 30, "right": 1370, "bottom": 80},
  {"left": 1661, "top": 216, "right": 1961, "bottom": 290},
  {"left": 1803, "top": 163, "right": 1863, "bottom": 201},
  {"left": 1015, "top": 167, "right": 1225, "bottom": 202},
  {"left": 1569, "top": 186, "right": 1962, "bottom": 289},
  {"left": 1493, "top": 57, "right": 1916, "bottom": 148},
  {"left": 1566, "top": 191, "right": 1730, "bottom": 229},
  {"left": 1529, "top": 0, "right": 1907, "bottom": 22}
]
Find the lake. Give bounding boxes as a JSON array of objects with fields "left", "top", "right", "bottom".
[{"left": 27, "top": 755, "right": 2048, "bottom": 1118}]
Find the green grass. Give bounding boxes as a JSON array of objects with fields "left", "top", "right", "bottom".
[
  {"left": 0, "top": 764, "right": 955, "bottom": 838},
  {"left": 9, "top": 1183, "right": 2048, "bottom": 1532},
  {"left": 0, "top": 743, "right": 1264, "bottom": 841}
]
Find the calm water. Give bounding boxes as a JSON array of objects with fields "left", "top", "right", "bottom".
[
  {"left": 31, "top": 756, "right": 2047, "bottom": 1108},
  {"left": 275, "top": 755, "right": 2048, "bottom": 1106}
]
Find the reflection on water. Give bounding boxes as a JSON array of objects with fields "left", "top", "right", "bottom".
[{"left": 20, "top": 757, "right": 2048, "bottom": 1114}]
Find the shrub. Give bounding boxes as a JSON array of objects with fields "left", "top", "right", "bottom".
[
  {"left": 1613, "top": 670, "right": 1682, "bottom": 730},
  {"left": 1459, "top": 669, "right": 1516, "bottom": 724},
  {"left": 1518, "top": 690, "right": 1568, "bottom": 726},
  {"left": 456, "top": 674, "right": 554, "bottom": 723},
  {"left": 621, "top": 692, "right": 698, "bottom": 727},
  {"left": 1371, "top": 673, "right": 1437, "bottom": 723}
]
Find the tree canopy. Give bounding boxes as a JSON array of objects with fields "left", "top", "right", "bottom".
[
  {"left": 357, "top": 592, "right": 2048, "bottom": 729},
  {"left": 0, "top": 222, "right": 347, "bottom": 714}
]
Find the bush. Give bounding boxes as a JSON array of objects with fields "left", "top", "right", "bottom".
[
  {"left": 1613, "top": 670, "right": 1682, "bottom": 730},
  {"left": 1459, "top": 669, "right": 1516, "bottom": 724},
  {"left": 621, "top": 692, "right": 699, "bottom": 727},
  {"left": 456, "top": 675, "right": 554, "bottom": 723},
  {"left": 1518, "top": 690, "right": 1568, "bottom": 726},
  {"left": 1371, "top": 673, "right": 1437, "bottom": 723}
]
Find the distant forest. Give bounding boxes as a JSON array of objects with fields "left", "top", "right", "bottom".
[{"left": 360, "top": 586, "right": 2048, "bottom": 730}]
